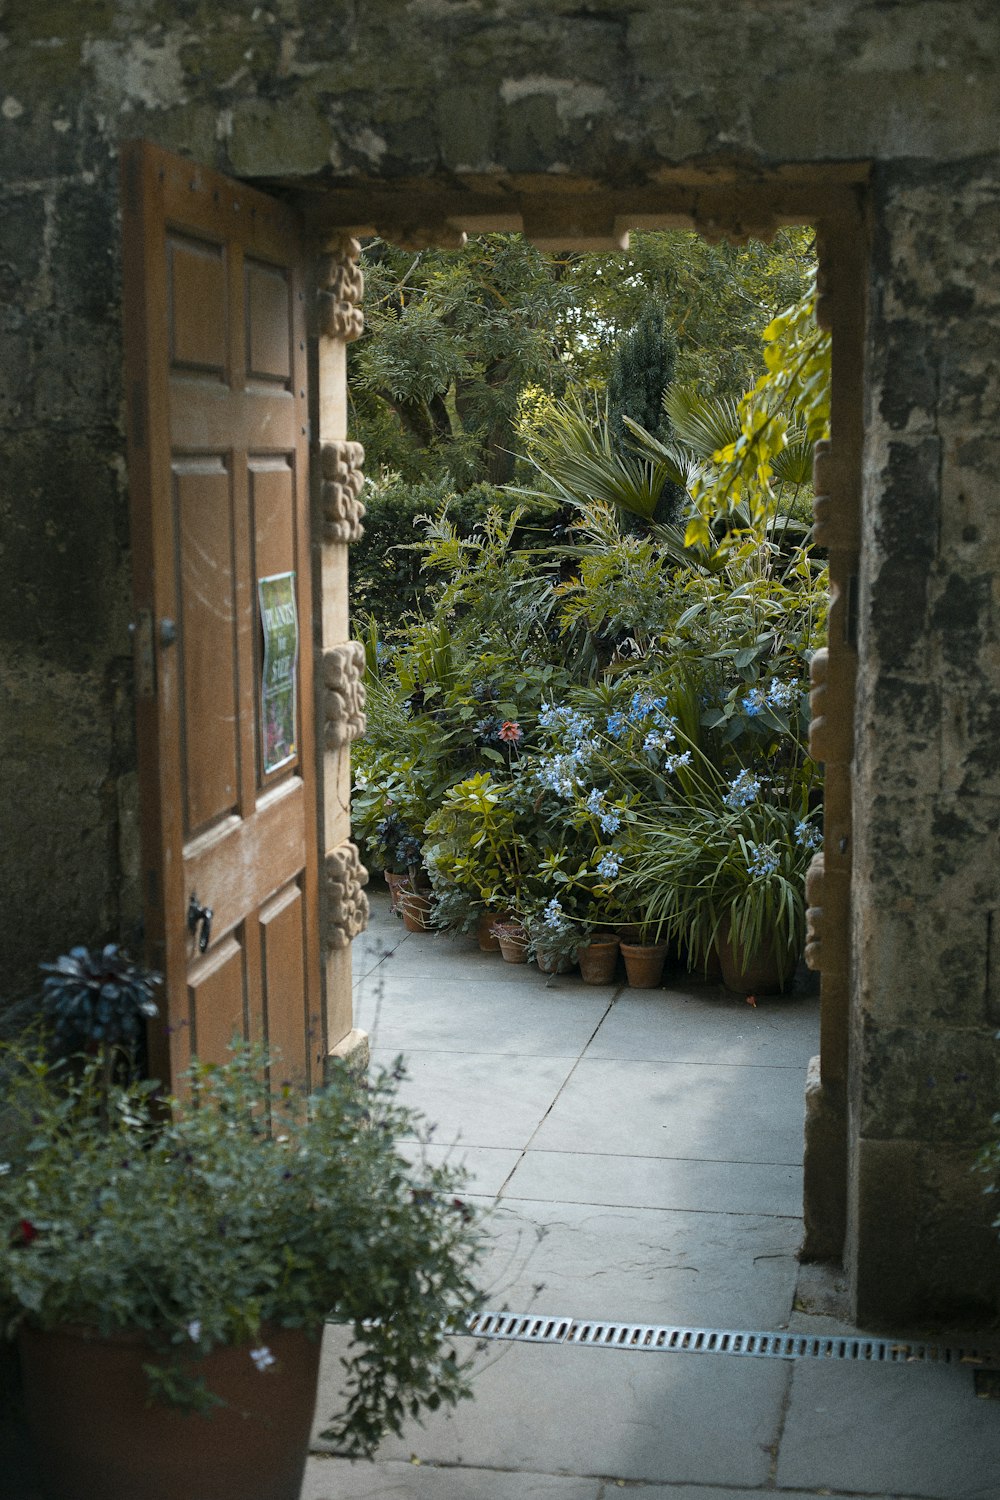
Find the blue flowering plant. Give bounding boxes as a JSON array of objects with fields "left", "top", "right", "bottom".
[{"left": 617, "top": 753, "right": 822, "bottom": 984}]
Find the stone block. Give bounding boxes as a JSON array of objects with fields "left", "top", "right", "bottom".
[
  {"left": 0, "top": 188, "right": 48, "bottom": 308},
  {"left": 50, "top": 178, "right": 120, "bottom": 320},
  {"left": 854, "top": 671, "right": 941, "bottom": 799},
  {"left": 0, "top": 653, "right": 117, "bottom": 1001},
  {"left": 0, "top": 430, "right": 130, "bottom": 669},
  {"left": 226, "top": 96, "right": 331, "bottom": 178},
  {"left": 849, "top": 1135, "right": 1000, "bottom": 1329},
  {"left": 856, "top": 1015, "right": 999, "bottom": 1144}
]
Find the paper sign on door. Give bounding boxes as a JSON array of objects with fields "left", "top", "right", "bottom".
[{"left": 258, "top": 571, "right": 298, "bottom": 774}]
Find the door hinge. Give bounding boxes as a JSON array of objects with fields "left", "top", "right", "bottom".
[{"left": 131, "top": 609, "right": 156, "bottom": 697}]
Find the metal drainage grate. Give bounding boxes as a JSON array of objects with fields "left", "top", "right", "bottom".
[{"left": 466, "top": 1310, "right": 997, "bottom": 1368}]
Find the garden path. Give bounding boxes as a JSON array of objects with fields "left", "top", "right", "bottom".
[{"left": 304, "top": 888, "right": 1000, "bottom": 1499}]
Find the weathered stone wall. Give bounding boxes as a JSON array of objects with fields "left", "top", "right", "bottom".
[
  {"left": 2, "top": 0, "right": 1000, "bottom": 1323},
  {"left": 851, "top": 159, "right": 1000, "bottom": 1324}
]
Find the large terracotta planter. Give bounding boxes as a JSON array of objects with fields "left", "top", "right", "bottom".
[
  {"left": 578, "top": 936, "right": 620, "bottom": 985},
  {"left": 620, "top": 940, "right": 669, "bottom": 989},
  {"left": 493, "top": 921, "right": 528, "bottom": 963},
  {"left": 716, "top": 921, "right": 793, "bottom": 994},
  {"left": 400, "top": 888, "right": 434, "bottom": 932},
  {"left": 18, "top": 1322, "right": 322, "bottom": 1500}
]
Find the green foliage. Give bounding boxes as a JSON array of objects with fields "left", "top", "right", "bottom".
[
  {"left": 616, "top": 751, "right": 822, "bottom": 978},
  {"left": 975, "top": 1123, "right": 1000, "bottom": 1243},
  {"left": 39, "top": 944, "right": 159, "bottom": 1054},
  {"left": 0, "top": 1041, "right": 484, "bottom": 1457},
  {"left": 350, "top": 474, "right": 554, "bottom": 622},
  {"left": 349, "top": 230, "right": 816, "bottom": 628},
  {"left": 608, "top": 302, "right": 677, "bottom": 450},
  {"left": 682, "top": 280, "right": 830, "bottom": 546}
]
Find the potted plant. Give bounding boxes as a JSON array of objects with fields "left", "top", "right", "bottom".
[
  {"left": 622, "top": 788, "right": 821, "bottom": 994},
  {"left": 0, "top": 1013, "right": 484, "bottom": 1498}
]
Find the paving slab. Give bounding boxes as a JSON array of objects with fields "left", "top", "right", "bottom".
[
  {"left": 395, "top": 1141, "right": 521, "bottom": 1198},
  {"left": 370, "top": 1047, "right": 579, "bottom": 1151},
  {"left": 313, "top": 1332, "right": 790, "bottom": 1489},
  {"left": 358, "top": 983, "right": 612, "bottom": 1057},
  {"left": 586, "top": 989, "right": 820, "bottom": 1066},
  {"left": 475, "top": 1198, "right": 801, "bottom": 1326},
  {"left": 776, "top": 1358, "right": 1000, "bottom": 1499},
  {"left": 529, "top": 1057, "right": 807, "bottom": 1164},
  {"left": 503, "top": 1148, "right": 803, "bottom": 1217},
  {"left": 302, "top": 1459, "right": 603, "bottom": 1498}
]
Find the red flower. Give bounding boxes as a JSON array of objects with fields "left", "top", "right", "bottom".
[
  {"left": 17, "top": 1219, "right": 38, "bottom": 1245},
  {"left": 498, "top": 721, "right": 522, "bottom": 744}
]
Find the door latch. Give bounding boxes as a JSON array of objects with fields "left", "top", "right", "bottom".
[{"left": 187, "top": 895, "right": 213, "bottom": 954}]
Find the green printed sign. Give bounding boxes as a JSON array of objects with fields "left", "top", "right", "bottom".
[{"left": 258, "top": 571, "right": 298, "bottom": 774}]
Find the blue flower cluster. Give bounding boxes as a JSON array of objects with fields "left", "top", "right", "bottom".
[
  {"left": 741, "top": 678, "right": 799, "bottom": 716},
  {"left": 596, "top": 851, "right": 620, "bottom": 879},
  {"left": 746, "top": 843, "right": 780, "bottom": 878},
  {"left": 606, "top": 692, "right": 676, "bottom": 743},
  {"left": 795, "top": 819, "right": 823, "bottom": 851},
  {"left": 585, "top": 787, "right": 622, "bottom": 834},
  {"left": 724, "top": 769, "right": 762, "bottom": 808},
  {"left": 662, "top": 750, "right": 693, "bottom": 775},
  {"left": 543, "top": 897, "right": 568, "bottom": 930},
  {"left": 539, "top": 702, "right": 594, "bottom": 744},
  {"left": 536, "top": 751, "right": 588, "bottom": 799}
]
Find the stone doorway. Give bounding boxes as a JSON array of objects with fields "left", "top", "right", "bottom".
[{"left": 297, "top": 174, "right": 869, "bottom": 1297}]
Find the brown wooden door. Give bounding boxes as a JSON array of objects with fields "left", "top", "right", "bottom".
[{"left": 121, "top": 141, "right": 321, "bottom": 1093}]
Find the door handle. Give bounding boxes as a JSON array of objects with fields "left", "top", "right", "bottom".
[{"left": 187, "top": 896, "right": 213, "bottom": 953}]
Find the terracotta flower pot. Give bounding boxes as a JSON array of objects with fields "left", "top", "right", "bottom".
[
  {"left": 686, "top": 942, "right": 724, "bottom": 982},
  {"left": 400, "top": 888, "right": 434, "bottom": 932},
  {"left": 578, "top": 936, "right": 620, "bottom": 985},
  {"left": 620, "top": 940, "right": 669, "bottom": 989},
  {"left": 716, "top": 922, "right": 793, "bottom": 994},
  {"left": 493, "top": 921, "right": 528, "bottom": 963},
  {"left": 18, "top": 1321, "right": 322, "bottom": 1500},
  {"left": 477, "top": 909, "right": 504, "bottom": 952},
  {"left": 384, "top": 870, "right": 407, "bottom": 915}
]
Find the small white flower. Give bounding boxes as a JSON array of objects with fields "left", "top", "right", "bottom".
[
  {"left": 186, "top": 1320, "right": 202, "bottom": 1343},
  {"left": 250, "top": 1345, "right": 276, "bottom": 1372},
  {"left": 0, "top": 1162, "right": 11, "bottom": 1176}
]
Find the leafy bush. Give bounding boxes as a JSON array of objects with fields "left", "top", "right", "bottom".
[{"left": 0, "top": 1040, "right": 484, "bottom": 1457}]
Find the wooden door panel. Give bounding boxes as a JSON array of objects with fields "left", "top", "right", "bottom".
[
  {"left": 183, "top": 780, "right": 306, "bottom": 951},
  {"left": 245, "top": 259, "right": 293, "bottom": 385},
  {"left": 168, "top": 234, "right": 228, "bottom": 376},
  {"left": 188, "top": 932, "right": 248, "bottom": 1068},
  {"left": 122, "top": 141, "right": 321, "bottom": 1094},
  {"left": 259, "top": 883, "right": 309, "bottom": 1087},
  {"left": 175, "top": 458, "right": 240, "bottom": 833},
  {"left": 169, "top": 384, "right": 298, "bottom": 454},
  {"left": 250, "top": 460, "right": 296, "bottom": 581}
]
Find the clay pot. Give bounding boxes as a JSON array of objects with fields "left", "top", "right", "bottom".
[
  {"left": 384, "top": 870, "right": 407, "bottom": 915},
  {"left": 400, "top": 888, "right": 434, "bottom": 932},
  {"left": 18, "top": 1322, "right": 322, "bottom": 1500},
  {"left": 687, "top": 942, "right": 724, "bottom": 982},
  {"left": 716, "top": 922, "right": 792, "bottom": 995},
  {"left": 477, "top": 909, "right": 503, "bottom": 952},
  {"left": 620, "top": 940, "right": 669, "bottom": 989},
  {"left": 578, "top": 936, "right": 620, "bottom": 985},
  {"left": 493, "top": 922, "right": 528, "bottom": 963}
]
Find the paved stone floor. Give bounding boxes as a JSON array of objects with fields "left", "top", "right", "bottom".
[{"left": 305, "top": 888, "right": 1000, "bottom": 1500}]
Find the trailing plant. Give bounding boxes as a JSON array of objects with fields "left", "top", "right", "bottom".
[{"left": 0, "top": 1039, "right": 485, "bottom": 1458}]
